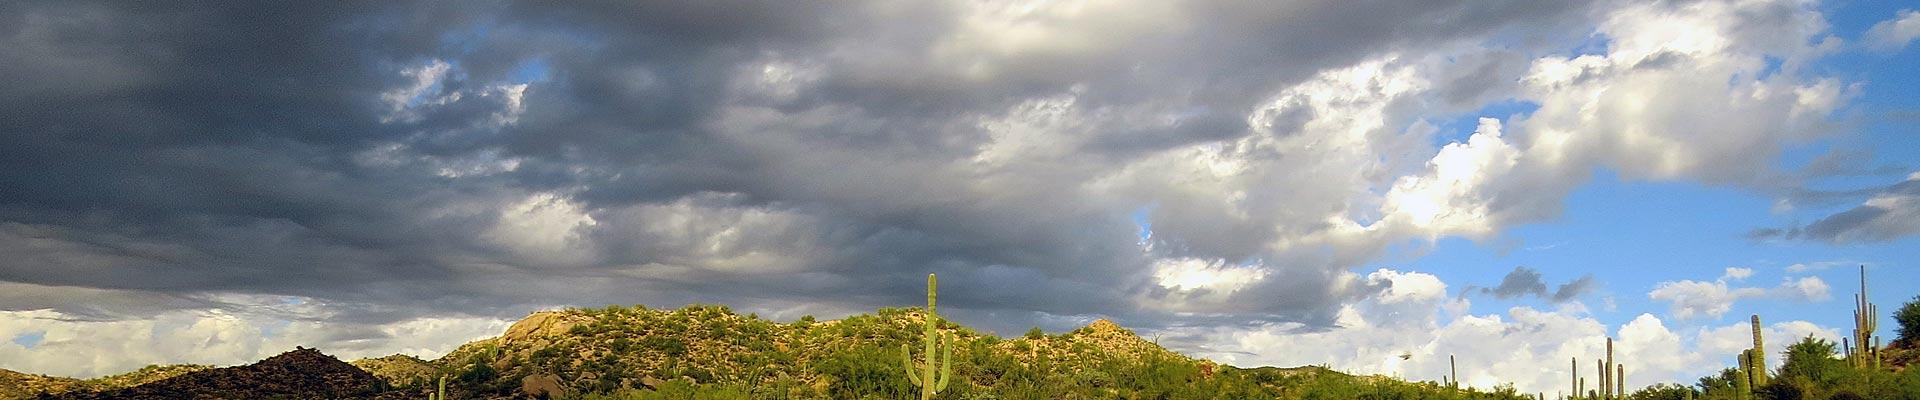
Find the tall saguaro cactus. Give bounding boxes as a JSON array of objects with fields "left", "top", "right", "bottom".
[
  {"left": 901, "top": 274, "right": 953, "bottom": 399},
  {"left": 1571, "top": 357, "right": 1578, "bottom": 399},
  {"left": 1851, "top": 265, "right": 1879, "bottom": 369},
  {"left": 1603, "top": 338, "right": 1613, "bottom": 399},
  {"left": 1449, "top": 354, "right": 1459, "bottom": 389}
]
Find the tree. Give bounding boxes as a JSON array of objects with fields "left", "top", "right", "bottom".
[
  {"left": 1777, "top": 335, "right": 1843, "bottom": 383},
  {"left": 1896, "top": 295, "right": 1920, "bottom": 347},
  {"left": 1696, "top": 367, "right": 1740, "bottom": 396}
]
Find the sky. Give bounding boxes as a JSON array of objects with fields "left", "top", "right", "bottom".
[{"left": 0, "top": 0, "right": 1917, "bottom": 395}]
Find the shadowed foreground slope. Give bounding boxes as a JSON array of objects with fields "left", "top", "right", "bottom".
[{"left": 36, "top": 348, "right": 386, "bottom": 400}]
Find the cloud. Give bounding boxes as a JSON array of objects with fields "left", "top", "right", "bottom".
[
  {"left": 1751, "top": 175, "right": 1920, "bottom": 243},
  {"left": 1695, "top": 319, "right": 1843, "bottom": 370},
  {"left": 1155, "top": 268, "right": 1844, "bottom": 394},
  {"left": 1784, "top": 260, "right": 1865, "bottom": 273},
  {"left": 1649, "top": 280, "right": 1762, "bottom": 320},
  {"left": 0, "top": 0, "right": 1875, "bottom": 376},
  {"left": 0, "top": 294, "right": 510, "bottom": 378},
  {"left": 1151, "top": 258, "right": 1268, "bottom": 294},
  {"left": 1648, "top": 275, "right": 1831, "bottom": 320},
  {"left": 1866, "top": 9, "right": 1920, "bottom": 51},
  {"left": 1466, "top": 266, "right": 1596, "bottom": 303}
]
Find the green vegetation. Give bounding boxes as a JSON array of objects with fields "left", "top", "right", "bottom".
[
  {"left": 1631, "top": 266, "right": 1920, "bottom": 400},
  {"left": 1897, "top": 295, "right": 1920, "bottom": 347},
  {"left": 379, "top": 302, "right": 1549, "bottom": 399}
]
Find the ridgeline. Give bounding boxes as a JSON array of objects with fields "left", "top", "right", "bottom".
[
  {"left": 5, "top": 301, "right": 1917, "bottom": 399},
  {"left": 4, "top": 304, "right": 1543, "bottom": 399}
]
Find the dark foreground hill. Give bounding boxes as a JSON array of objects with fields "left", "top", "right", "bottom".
[
  {"left": 0, "top": 305, "right": 1542, "bottom": 399},
  {"left": 0, "top": 365, "right": 209, "bottom": 399},
  {"left": 35, "top": 347, "right": 388, "bottom": 400}
]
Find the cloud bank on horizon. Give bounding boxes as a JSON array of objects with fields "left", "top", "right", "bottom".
[{"left": 0, "top": 0, "right": 1916, "bottom": 392}]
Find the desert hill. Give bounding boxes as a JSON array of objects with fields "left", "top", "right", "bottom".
[
  {"left": 35, "top": 347, "right": 386, "bottom": 400},
  {"left": 2, "top": 304, "right": 1547, "bottom": 399},
  {"left": 0, "top": 364, "right": 209, "bottom": 399}
]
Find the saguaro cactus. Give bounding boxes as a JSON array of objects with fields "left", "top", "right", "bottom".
[
  {"left": 1749, "top": 315, "right": 1767, "bottom": 387},
  {"left": 1851, "top": 265, "right": 1878, "bottom": 368},
  {"left": 901, "top": 273, "right": 952, "bottom": 399},
  {"left": 1571, "top": 357, "right": 1578, "bottom": 399},
  {"left": 1596, "top": 359, "right": 1607, "bottom": 399},
  {"left": 1450, "top": 354, "right": 1459, "bottom": 389},
  {"left": 427, "top": 375, "right": 447, "bottom": 400},
  {"left": 1615, "top": 364, "right": 1623, "bottom": 399},
  {"left": 1603, "top": 338, "right": 1613, "bottom": 399}
]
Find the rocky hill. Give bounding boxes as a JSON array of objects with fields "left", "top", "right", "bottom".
[
  {"left": 421, "top": 305, "right": 1241, "bottom": 397},
  {"left": 0, "top": 364, "right": 209, "bottom": 399},
  {"left": 37, "top": 347, "right": 386, "bottom": 400},
  {"left": 384, "top": 304, "right": 1510, "bottom": 399},
  {"left": 3, "top": 304, "right": 1533, "bottom": 399}
]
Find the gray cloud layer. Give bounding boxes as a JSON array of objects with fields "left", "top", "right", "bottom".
[
  {"left": 0, "top": 0, "right": 1877, "bottom": 350},
  {"left": 1750, "top": 178, "right": 1920, "bottom": 244},
  {"left": 0, "top": 1, "right": 1601, "bottom": 334}
]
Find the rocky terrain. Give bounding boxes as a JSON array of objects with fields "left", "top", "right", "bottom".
[
  {"left": 0, "top": 364, "right": 209, "bottom": 399},
  {"left": 22, "top": 303, "right": 1911, "bottom": 399},
  {"left": 35, "top": 347, "right": 386, "bottom": 400},
  {"left": 1, "top": 304, "right": 1294, "bottom": 399}
]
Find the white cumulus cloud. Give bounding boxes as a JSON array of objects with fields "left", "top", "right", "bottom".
[
  {"left": 1866, "top": 9, "right": 1920, "bottom": 51},
  {"left": 1648, "top": 275, "right": 1831, "bottom": 320}
]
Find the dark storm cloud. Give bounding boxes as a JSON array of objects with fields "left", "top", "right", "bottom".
[
  {"left": 1463, "top": 266, "right": 1594, "bottom": 303},
  {"left": 0, "top": 0, "right": 1596, "bottom": 333}
]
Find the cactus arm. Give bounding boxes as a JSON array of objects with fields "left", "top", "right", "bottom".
[
  {"left": 1749, "top": 315, "right": 1767, "bottom": 386},
  {"left": 1735, "top": 364, "right": 1750, "bottom": 400},
  {"left": 935, "top": 332, "right": 951, "bottom": 392},
  {"left": 903, "top": 343, "right": 924, "bottom": 387},
  {"left": 1874, "top": 336, "right": 1883, "bottom": 369}
]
